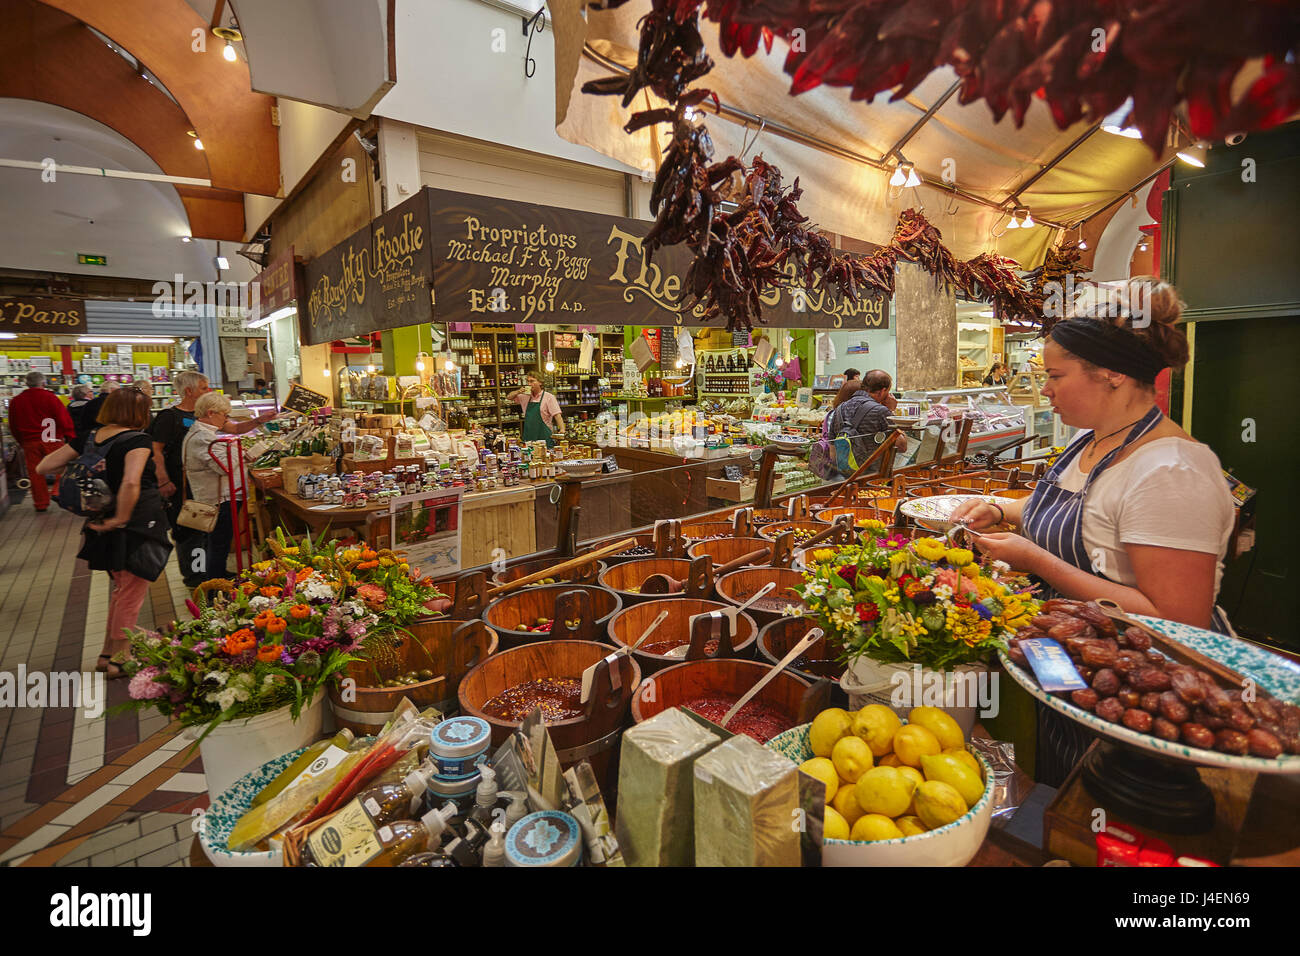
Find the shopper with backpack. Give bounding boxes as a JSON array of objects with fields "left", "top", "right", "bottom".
[{"left": 36, "top": 386, "right": 172, "bottom": 679}]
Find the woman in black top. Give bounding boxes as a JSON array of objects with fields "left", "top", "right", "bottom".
[
  {"left": 38, "top": 387, "right": 173, "bottom": 678},
  {"left": 983, "top": 362, "right": 1009, "bottom": 386}
]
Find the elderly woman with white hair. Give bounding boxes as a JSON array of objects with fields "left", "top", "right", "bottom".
[{"left": 182, "top": 391, "right": 249, "bottom": 581}]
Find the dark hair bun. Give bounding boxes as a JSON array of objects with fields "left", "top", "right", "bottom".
[{"left": 1107, "top": 276, "right": 1190, "bottom": 370}]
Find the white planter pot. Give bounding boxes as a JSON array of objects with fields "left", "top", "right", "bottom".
[
  {"left": 840, "top": 658, "right": 991, "bottom": 738},
  {"left": 191, "top": 694, "right": 326, "bottom": 801}
]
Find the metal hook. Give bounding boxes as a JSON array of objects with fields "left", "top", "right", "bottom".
[
  {"left": 523, "top": 9, "right": 545, "bottom": 79},
  {"left": 945, "top": 186, "right": 960, "bottom": 216},
  {"left": 740, "top": 117, "right": 767, "bottom": 161}
]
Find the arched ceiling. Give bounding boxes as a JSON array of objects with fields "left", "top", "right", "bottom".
[
  {"left": 36, "top": 0, "right": 280, "bottom": 197},
  {"left": 1, "top": 0, "right": 246, "bottom": 239}
]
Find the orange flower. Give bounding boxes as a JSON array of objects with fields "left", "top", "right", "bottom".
[
  {"left": 356, "top": 560, "right": 380, "bottom": 571},
  {"left": 289, "top": 604, "right": 312, "bottom": 620},
  {"left": 257, "top": 644, "right": 284, "bottom": 662},
  {"left": 224, "top": 629, "right": 256, "bottom": 655},
  {"left": 295, "top": 568, "right": 313, "bottom": 580},
  {"left": 361, "top": 549, "right": 378, "bottom": 561},
  {"left": 259, "top": 586, "right": 283, "bottom": 598},
  {"left": 240, "top": 582, "right": 257, "bottom": 596},
  {"left": 264, "top": 616, "right": 288, "bottom": 635}
]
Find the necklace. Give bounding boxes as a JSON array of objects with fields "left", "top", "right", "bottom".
[{"left": 1084, "top": 409, "right": 1156, "bottom": 461}]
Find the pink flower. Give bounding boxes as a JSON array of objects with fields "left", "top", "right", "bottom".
[
  {"left": 345, "top": 619, "right": 366, "bottom": 640},
  {"left": 934, "top": 568, "right": 978, "bottom": 600},
  {"left": 355, "top": 584, "right": 388, "bottom": 610},
  {"left": 128, "top": 666, "right": 168, "bottom": 701},
  {"left": 185, "top": 599, "right": 201, "bottom": 619}
]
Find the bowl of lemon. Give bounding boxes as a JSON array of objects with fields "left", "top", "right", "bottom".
[{"left": 766, "top": 703, "right": 994, "bottom": 867}]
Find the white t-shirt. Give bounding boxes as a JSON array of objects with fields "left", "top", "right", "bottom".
[{"left": 1053, "top": 436, "right": 1235, "bottom": 597}]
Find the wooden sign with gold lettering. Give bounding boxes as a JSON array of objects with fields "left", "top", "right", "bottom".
[
  {"left": 301, "top": 192, "right": 434, "bottom": 345},
  {"left": 0, "top": 297, "right": 87, "bottom": 335},
  {"left": 424, "top": 187, "right": 887, "bottom": 331}
]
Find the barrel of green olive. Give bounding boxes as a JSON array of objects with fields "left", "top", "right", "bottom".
[{"left": 481, "top": 583, "right": 622, "bottom": 650}]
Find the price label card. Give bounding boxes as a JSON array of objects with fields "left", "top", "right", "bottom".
[
  {"left": 1019, "top": 638, "right": 1088, "bottom": 692},
  {"left": 283, "top": 383, "right": 329, "bottom": 415}
]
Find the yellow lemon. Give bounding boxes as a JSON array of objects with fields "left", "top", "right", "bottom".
[
  {"left": 853, "top": 766, "right": 917, "bottom": 818},
  {"left": 851, "top": 705, "right": 902, "bottom": 757},
  {"left": 823, "top": 806, "right": 851, "bottom": 841},
  {"left": 810, "top": 707, "right": 854, "bottom": 758},
  {"left": 850, "top": 813, "right": 904, "bottom": 843},
  {"left": 831, "top": 735, "right": 874, "bottom": 784},
  {"left": 920, "top": 754, "right": 985, "bottom": 809},
  {"left": 798, "top": 757, "right": 838, "bottom": 802},
  {"left": 908, "top": 706, "right": 965, "bottom": 750},
  {"left": 893, "top": 724, "right": 942, "bottom": 767},
  {"left": 831, "top": 782, "right": 864, "bottom": 826},
  {"left": 914, "top": 780, "right": 968, "bottom": 830},
  {"left": 895, "top": 815, "right": 929, "bottom": 837},
  {"left": 943, "top": 747, "right": 981, "bottom": 776},
  {"left": 896, "top": 766, "right": 925, "bottom": 816},
  {"left": 878, "top": 753, "right": 903, "bottom": 767}
]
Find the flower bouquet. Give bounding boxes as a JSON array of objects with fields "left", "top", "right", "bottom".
[
  {"left": 795, "top": 522, "right": 1039, "bottom": 671},
  {"left": 120, "top": 529, "right": 447, "bottom": 741},
  {"left": 756, "top": 366, "right": 787, "bottom": 392}
]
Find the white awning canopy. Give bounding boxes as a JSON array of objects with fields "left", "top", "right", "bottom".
[{"left": 551, "top": 0, "right": 1183, "bottom": 268}]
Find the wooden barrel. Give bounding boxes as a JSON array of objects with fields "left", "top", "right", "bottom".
[
  {"left": 630, "top": 658, "right": 813, "bottom": 742},
  {"left": 482, "top": 583, "right": 621, "bottom": 650},
  {"left": 758, "top": 519, "right": 830, "bottom": 545},
  {"left": 423, "top": 570, "right": 489, "bottom": 621},
  {"left": 680, "top": 520, "right": 740, "bottom": 541},
  {"left": 598, "top": 558, "right": 710, "bottom": 603},
  {"left": 757, "top": 616, "right": 843, "bottom": 682},
  {"left": 685, "top": 536, "right": 772, "bottom": 568},
  {"left": 811, "top": 505, "right": 882, "bottom": 526},
  {"left": 746, "top": 507, "right": 797, "bottom": 528},
  {"left": 715, "top": 567, "right": 810, "bottom": 628},
  {"left": 606, "top": 598, "right": 758, "bottom": 675},
  {"left": 458, "top": 639, "right": 641, "bottom": 797},
  {"left": 997, "top": 487, "right": 1034, "bottom": 500},
  {"left": 490, "top": 555, "right": 607, "bottom": 588},
  {"left": 328, "top": 620, "right": 499, "bottom": 734}
]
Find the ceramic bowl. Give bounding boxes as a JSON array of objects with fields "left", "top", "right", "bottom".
[
  {"left": 197, "top": 746, "right": 307, "bottom": 867},
  {"left": 767, "top": 722, "right": 994, "bottom": 867}
]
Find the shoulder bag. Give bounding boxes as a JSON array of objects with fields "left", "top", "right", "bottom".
[{"left": 176, "top": 431, "right": 219, "bottom": 532}]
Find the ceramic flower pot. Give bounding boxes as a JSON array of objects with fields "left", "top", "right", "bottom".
[
  {"left": 839, "top": 657, "right": 991, "bottom": 738},
  {"left": 191, "top": 695, "right": 325, "bottom": 801}
]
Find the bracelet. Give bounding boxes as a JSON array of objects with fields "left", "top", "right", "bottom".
[{"left": 990, "top": 503, "right": 1005, "bottom": 525}]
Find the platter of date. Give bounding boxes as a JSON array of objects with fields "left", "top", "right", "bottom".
[{"left": 1000, "top": 601, "right": 1300, "bottom": 775}]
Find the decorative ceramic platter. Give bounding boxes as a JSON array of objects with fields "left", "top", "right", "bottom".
[
  {"left": 1000, "top": 614, "right": 1300, "bottom": 774},
  {"left": 198, "top": 746, "right": 307, "bottom": 866},
  {"left": 900, "top": 494, "right": 1014, "bottom": 532}
]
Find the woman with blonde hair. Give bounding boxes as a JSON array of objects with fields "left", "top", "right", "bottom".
[{"left": 183, "top": 391, "right": 249, "bottom": 582}]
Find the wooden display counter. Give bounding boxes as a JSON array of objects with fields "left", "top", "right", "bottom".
[
  {"left": 460, "top": 484, "right": 536, "bottom": 568},
  {"left": 533, "top": 468, "right": 634, "bottom": 552}
]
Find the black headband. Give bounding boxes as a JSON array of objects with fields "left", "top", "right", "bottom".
[{"left": 1049, "top": 318, "right": 1167, "bottom": 383}]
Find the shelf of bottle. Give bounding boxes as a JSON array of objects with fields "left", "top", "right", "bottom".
[
  {"left": 702, "top": 372, "right": 752, "bottom": 376},
  {"left": 699, "top": 391, "right": 753, "bottom": 397}
]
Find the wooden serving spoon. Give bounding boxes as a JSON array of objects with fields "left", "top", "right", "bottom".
[
  {"left": 580, "top": 609, "right": 669, "bottom": 704},
  {"left": 720, "top": 629, "right": 825, "bottom": 729},
  {"left": 662, "top": 582, "right": 777, "bottom": 659}
]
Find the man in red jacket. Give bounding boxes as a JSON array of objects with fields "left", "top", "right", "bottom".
[{"left": 7, "top": 371, "right": 75, "bottom": 512}]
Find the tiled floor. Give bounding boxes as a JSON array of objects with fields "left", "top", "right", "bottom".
[{"left": 0, "top": 494, "right": 209, "bottom": 867}]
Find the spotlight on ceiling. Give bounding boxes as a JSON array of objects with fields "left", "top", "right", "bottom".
[
  {"left": 188, "top": 130, "right": 203, "bottom": 150},
  {"left": 1177, "top": 141, "right": 1208, "bottom": 167},
  {"left": 213, "top": 25, "right": 242, "bottom": 63},
  {"left": 890, "top": 160, "right": 920, "bottom": 188}
]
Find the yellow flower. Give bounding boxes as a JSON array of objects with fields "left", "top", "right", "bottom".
[
  {"left": 811, "top": 548, "right": 835, "bottom": 563},
  {"left": 913, "top": 537, "right": 947, "bottom": 562},
  {"left": 960, "top": 563, "right": 979, "bottom": 579},
  {"left": 883, "top": 587, "right": 901, "bottom": 605},
  {"left": 859, "top": 518, "right": 886, "bottom": 532},
  {"left": 945, "top": 547, "right": 974, "bottom": 567},
  {"left": 830, "top": 605, "right": 858, "bottom": 632}
]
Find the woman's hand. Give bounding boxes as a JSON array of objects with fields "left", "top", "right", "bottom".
[
  {"left": 87, "top": 516, "right": 127, "bottom": 533},
  {"left": 948, "top": 499, "right": 1003, "bottom": 531},
  {"left": 972, "top": 532, "right": 1048, "bottom": 573},
  {"left": 159, "top": 480, "right": 177, "bottom": 498}
]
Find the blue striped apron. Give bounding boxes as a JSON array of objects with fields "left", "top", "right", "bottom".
[
  {"left": 1019, "top": 406, "right": 1231, "bottom": 782},
  {"left": 1020, "top": 405, "right": 1231, "bottom": 634}
]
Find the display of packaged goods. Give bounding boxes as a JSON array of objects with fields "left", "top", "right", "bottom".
[{"left": 693, "top": 734, "right": 801, "bottom": 867}]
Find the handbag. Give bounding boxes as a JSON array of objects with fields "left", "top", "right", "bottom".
[{"left": 176, "top": 433, "right": 219, "bottom": 532}]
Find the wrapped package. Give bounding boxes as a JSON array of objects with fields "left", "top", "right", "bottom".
[
  {"left": 616, "top": 708, "right": 722, "bottom": 867},
  {"left": 693, "top": 734, "right": 800, "bottom": 867}
]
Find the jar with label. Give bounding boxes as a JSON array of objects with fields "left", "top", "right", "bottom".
[{"left": 504, "top": 810, "right": 583, "bottom": 867}]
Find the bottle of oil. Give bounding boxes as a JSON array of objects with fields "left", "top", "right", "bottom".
[
  {"left": 355, "top": 767, "right": 435, "bottom": 827},
  {"left": 367, "top": 802, "right": 459, "bottom": 866}
]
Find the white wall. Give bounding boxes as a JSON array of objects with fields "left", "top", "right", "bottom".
[
  {"left": 375, "top": 0, "right": 637, "bottom": 176},
  {"left": 817, "top": 326, "right": 898, "bottom": 382},
  {"left": 1091, "top": 182, "right": 1155, "bottom": 282},
  {"left": 244, "top": 97, "right": 356, "bottom": 235}
]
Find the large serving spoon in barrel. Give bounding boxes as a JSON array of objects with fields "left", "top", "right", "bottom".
[
  {"left": 720, "top": 628, "right": 825, "bottom": 729},
  {"left": 662, "top": 582, "right": 777, "bottom": 659}
]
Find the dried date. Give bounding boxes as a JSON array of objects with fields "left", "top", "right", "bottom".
[
  {"left": 1246, "top": 728, "right": 1283, "bottom": 759},
  {"left": 1031, "top": 613, "right": 1071, "bottom": 631},
  {"left": 1121, "top": 626, "right": 1152, "bottom": 651},
  {"left": 1122, "top": 708, "right": 1153, "bottom": 733},
  {"left": 1244, "top": 698, "right": 1280, "bottom": 724},
  {"left": 1138, "top": 692, "right": 1162, "bottom": 714},
  {"left": 1146, "top": 649, "right": 1167, "bottom": 663},
  {"left": 1226, "top": 704, "right": 1255, "bottom": 734},
  {"left": 1091, "top": 668, "right": 1120, "bottom": 696},
  {"left": 1049, "top": 619, "right": 1093, "bottom": 641},
  {"left": 1005, "top": 641, "right": 1028, "bottom": 666},
  {"left": 1076, "top": 602, "right": 1117, "bottom": 636},
  {"left": 1095, "top": 697, "right": 1125, "bottom": 723},
  {"left": 1181, "top": 723, "right": 1215, "bottom": 749},
  {"left": 1114, "top": 650, "right": 1148, "bottom": 675},
  {"left": 1170, "top": 668, "right": 1206, "bottom": 706},
  {"left": 1153, "top": 717, "right": 1181, "bottom": 742},
  {"left": 1071, "top": 688, "right": 1099, "bottom": 712},
  {"left": 1080, "top": 642, "right": 1119, "bottom": 669},
  {"left": 1077, "top": 666, "right": 1096, "bottom": 683},
  {"left": 1157, "top": 692, "right": 1190, "bottom": 724},
  {"left": 1204, "top": 687, "right": 1234, "bottom": 717},
  {"left": 1042, "top": 599, "right": 1085, "bottom": 614},
  {"left": 1131, "top": 667, "right": 1172, "bottom": 693},
  {"left": 1214, "top": 729, "right": 1250, "bottom": 756}
]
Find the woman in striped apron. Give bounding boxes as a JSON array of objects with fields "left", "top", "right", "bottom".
[{"left": 952, "top": 279, "right": 1237, "bottom": 782}]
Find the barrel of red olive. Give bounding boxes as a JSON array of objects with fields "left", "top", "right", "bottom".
[
  {"left": 757, "top": 616, "right": 843, "bottom": 683},
  {"left": 489, "top": 555, "right": 607, "bottom": 588},
  {"left": 458, "top": 639, "right": 642, "bottom": 797},
  {"left": 630, "top": 658, "right": 812, "bottom": 745},
  {"left": 480, "top": 583, "right": 622, "bottom": 651},
  {"left": 329, "top": 620, "right": 499, "bottom": 733},
  {"left": 715, "top": 567, "right": 810, "bottom": 628},
  {"left": 606, "top": 598, "right": 759, "bottom": 676}
]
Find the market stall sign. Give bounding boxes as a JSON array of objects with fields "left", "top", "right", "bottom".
[
  {"left": 282, "top": 382, "right": 330, "bottom": 414},
  {"left": 423, "top": 187, "right": 888, "bottom": 330},
  {"left": 302, "top": 192, "right": 434, "bottom": 345},
  {"left": 253, "top": 246, "right": 301, "bottom": 322},
  {"left": 0, "top": 297, "right": 87, "bottom": 335}
]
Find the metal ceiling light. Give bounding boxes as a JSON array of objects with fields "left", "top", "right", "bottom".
[
  {"left": 188, "top": 130, "right": 203, "bottom": 150},
  {"left": 1020, "top": 208, "right": 1035, "bottom": 228},
  {"left": 213, "top": 25, "right": 243, "bottom": 63},
  {"left": 1005, "top": 209, "right": 1020, "bottom": 229},
  {"left": 1101, "top": 98, "right": 1142, "bottom": 138},
  {"left": 890, "top": 160, "right": 920, "bottom": 188},
  {"left": 1177, "top": 141, "right": 1208, "bottom": 167}
]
